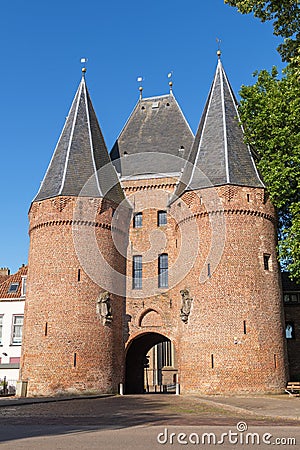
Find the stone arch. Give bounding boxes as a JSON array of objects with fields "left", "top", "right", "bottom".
[
  {"left": 138, "top": 308, "right": 163, "bottom": 327},
  {"left": 125, "top": 331, "right": 175, "bottom": 394}
]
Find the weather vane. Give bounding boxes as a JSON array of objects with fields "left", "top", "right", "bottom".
[
  {"left": 216, "top": 38, "right": 222, "bottom": 58},
  {"left": 137, "top": 76, "right": 144, "bottom": 99},
  {"left": 168, "top": 71, "right": 173, "bottom": 93},
  {"left": 80, "top": 57, "right": 88, "bottom": 75}
]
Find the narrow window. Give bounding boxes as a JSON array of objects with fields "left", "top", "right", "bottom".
[
  {"left": 274, "top": 354, "right": 277, "bottom": 369},
  {"left": 263, "top": 254, "right": 271, "bottom": 270},
  {"left": 45, "top": 322, "right": 48, "bottom": 337},
  {"left": 157, "top": 210, "right": 167, "bottom": 226},
  {"left": 247, "top": 193, "right": 250, "bottom": 202},
  {"left": 284, "top": 293, "right": 299, "bottom": 304},
  {"left": 73, "top": 353, "right": 77, "bottom": 367},
  {"left": 211, "top": 354, "right": 214, "bottom": 369},
  {"left": 11, "top": 315, "right": 24, "bottom": 345},
  {"left": 160, "top": 341, "right": 173, "bottom": 367},
  {"left": 285, "top": 322, "right": 295, "bottom": 339},
  {"left": 133, "top": 255, "right": 142, "bottom": 289},
  {"left": 133, "top": 212, "right": 142, "bottom": 228},
  {"left": 243, "top": 320, "right": 247, "bottom": 334},
  {"left": 208, "top": 263, "right": 211, "bottom": 278},
  {"left": 158, "top": 253, "right": 168, "bottom": 288},
  {"left": 21, "top": 276, "right": 27, "bottom": 297},
  {"left": 77, "top": 269, "right": 81, "bottom": 282},
  {"left": 0, "top": 315, "right": 3, "bottom": 345}
]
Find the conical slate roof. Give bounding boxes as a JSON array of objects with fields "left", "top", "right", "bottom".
[
  {"left": 174, "top": 58, "right": 264, "bottom": 198},
  {"left": 34, "top": 74, "right": 124, "bottom": 204},
  {"left": 110, "top": 93, "right": 194, "bottom": 178}
]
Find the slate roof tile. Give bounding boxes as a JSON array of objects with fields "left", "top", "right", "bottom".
[{"left": 34, "top": 75, "right": 124, "bottom": 204}]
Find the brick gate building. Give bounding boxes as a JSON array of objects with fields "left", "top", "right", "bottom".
[{"left": 19, "top": 55, "right": 290, "bottom": 396}]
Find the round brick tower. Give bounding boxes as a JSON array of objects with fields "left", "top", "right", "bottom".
[
  {"left": 171, "top": 57, "right": 288, "bottom": 393},
  {"left": 20, "top": 71, "right": 129, "bottom": 396}
]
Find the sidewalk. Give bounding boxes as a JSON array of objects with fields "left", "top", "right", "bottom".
[{"left": 197, "top": 394, "right": 300, "bottom": 421}]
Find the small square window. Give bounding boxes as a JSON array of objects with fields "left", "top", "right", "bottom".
[
  {"left": 157, "top": 211, "right": 167, "bottom": 226},
  {"left": 133, "top": 212, "right": 142, "bottom": 228},
  {"left": 284, "top": 293, "right": 299, "bottom": 303},
  {"left": 8, "top": 282, "right": 19, "bottom": 293}
]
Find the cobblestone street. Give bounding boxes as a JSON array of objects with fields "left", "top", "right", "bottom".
[{"left": 1, "top": 394, "right": 300, "bottom": 449}]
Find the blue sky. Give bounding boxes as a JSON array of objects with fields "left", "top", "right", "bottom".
[{"left": 0, "top": 0, "right": 284, "bottom": 273}]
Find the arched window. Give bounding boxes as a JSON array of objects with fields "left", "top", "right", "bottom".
[{"left": 158, "top": 253, "right": 168, "bottom": 288}]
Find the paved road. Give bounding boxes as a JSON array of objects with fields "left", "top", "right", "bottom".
[{"left": 0, "top": 395, "right": 299, "bottom": 449}]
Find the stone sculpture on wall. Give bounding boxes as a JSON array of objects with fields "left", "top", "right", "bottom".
[
  {"left": 96, "top": 291, "right": 113, "bottom": 325},
  {"left": 180, "top": 288, "right": 193, "bottom": 323}
]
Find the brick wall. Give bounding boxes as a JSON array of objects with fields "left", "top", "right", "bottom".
[
  {"left": 124, "top": 180, "right": 288, "bottom": 394},
  {"left": 20, "top": 196, "right": 127, "bottom": 396}
]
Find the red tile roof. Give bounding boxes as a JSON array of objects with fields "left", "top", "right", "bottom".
[{"left": 0, "top": 265, "right": 27, "bottom": 299}]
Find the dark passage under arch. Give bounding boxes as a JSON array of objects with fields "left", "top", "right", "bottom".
[{"left": 125, "top": 332, "right": 170, "bottom": 394}]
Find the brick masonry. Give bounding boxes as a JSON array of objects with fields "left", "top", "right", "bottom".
[
  {"left": 21, "top": 178, "right": 290, "bottom": 395},
  {"left": 123, "top": 179, "right": 288, "bottom": 394},
  {"left": 20, "top": 196, "right": 128, "bottom": 396}
]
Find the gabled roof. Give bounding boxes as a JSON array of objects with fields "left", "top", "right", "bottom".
[
  {"left": 0, "top": 265, "right": 27, "bottom": 300},
  {"left": 173, "top": 58, "right": 264, "bottom": 198},
  {"left": 110, "top": 93, "right": 194, "bottom": 178},
  {"left": 34, "top": 74, "right": 124, "bottom": 204}
]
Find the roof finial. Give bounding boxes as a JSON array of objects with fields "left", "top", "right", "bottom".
[
  {"left": 216, "top": 38, "right": 222, "bottom": 59},
  {"left": 168, "top": 71, "right": 173, "bottom": 93},
  {"left": 80, "top": 57, "right": 88, "bottom": 76},
  {"left": 137, "top": 76, "right": 144, "bottom": 100}
]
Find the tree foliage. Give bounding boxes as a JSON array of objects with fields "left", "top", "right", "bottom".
[
  {"left": 238, "top": 61, "right": 300, "bottom": 280},
  {"left": 224, "top": 0, "right": 300, "bottom": 61}
]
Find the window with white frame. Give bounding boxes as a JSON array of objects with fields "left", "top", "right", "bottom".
[
  {"left": 21, "top": 276, "right": 27, "bottom": 297},
  {"left": 11, "top": 315, "right": 24, "bottom": 345},
  {"left": 8, "top": 282, "right": 19, "bottom": 294},
  {"left": 0, "top": 315, "right": 3, "bottom": 345}
]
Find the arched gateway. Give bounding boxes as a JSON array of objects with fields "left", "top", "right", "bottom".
[{"left": 125, "top": 332, "right": 177, "bottom": 394}]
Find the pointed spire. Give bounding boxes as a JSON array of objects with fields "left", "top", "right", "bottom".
[
  {"left": 34, "top": 75, "right": 124, "bottom": 204},
  {"left": 174, "top": 58, "right": 264, "bottom": 197}
]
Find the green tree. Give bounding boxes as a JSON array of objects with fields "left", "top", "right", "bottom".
[
  {"left": 238, "top": 62, "right": 300, "bottom": 280},
  {"left": 224, "top": 0, "right": 300, "bottom": 62}
]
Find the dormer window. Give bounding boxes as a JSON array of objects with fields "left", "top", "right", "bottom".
[{"left": 8, "top": 282, "right": 19, "bottom": 294}]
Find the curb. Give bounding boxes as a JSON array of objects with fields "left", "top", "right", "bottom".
[{"left": 0, "top": 393, "right": 115, "bottom": 408}]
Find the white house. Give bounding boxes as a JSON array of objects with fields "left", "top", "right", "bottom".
[{"left": 0, "top": 265, "right": 27, "bottom": 390}]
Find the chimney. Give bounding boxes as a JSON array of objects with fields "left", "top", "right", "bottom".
[{"left": 0, "top": 267, "right": 10, "bottom": 277}]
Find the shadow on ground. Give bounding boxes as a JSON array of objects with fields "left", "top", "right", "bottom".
[{"left": 0, "top": 394, "right": 298, "bottom": 444}]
